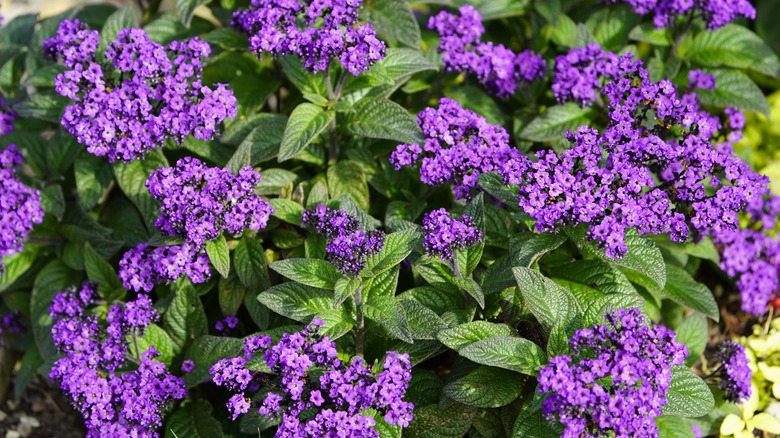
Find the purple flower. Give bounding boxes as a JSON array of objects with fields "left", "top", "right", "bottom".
[
  {"left": 610, "top": 0, "right": 755, "bottom": 30},
  {"left": 688, "top": 69, "right": 716, "bottom": 92},
  {"left": 422, "top": 208, "right": 483, "bottom": 260},
  {"left": 210, "top": 319, "right": 413, "bottom": 436},
  {"left": 716, "top": 341, "right": 751, "bottom": 403},
  {"left": 428, "top": 6, "right": 545, "bottom": 97},
  {"left": 181, "top": 360, "right": 195, "bottom": 373},
  {"left": 302, "top": 206, "right": 384, "bottom": 276},
  {"left": 44, "top": 21, "right": 237, "bottom": 162},
  {"left": 390, "top": 98, "right": 523, "bottom": 199},
  {"left": 215, "top": 315, "right": 240, "bottom": 335},
  {"left": 513, "top": 45, "right": 768, "bottom": 258},
  {"left": 0, "top": 311, "right": 24, "bottom": 345},
  {"left": 49, "top": 284, "right": 186, "bottom": 437},
  {"left": 232, "top": 0, "right": 385, "bottom": 75},
  {"left": 0, "top": 146, "right": 44, "bottom": 273},
  {"left": 118, "top": 243, "right": 211, "bottom": 292},
  {"left": 146, "top": 157, "right": 273, "bottom": 247},
  {"left": 538, "top": 308, "right": 687, "bottom": 437}
]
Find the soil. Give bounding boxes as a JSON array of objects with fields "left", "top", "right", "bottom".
[{"left": 0, "top": 377, "right": 84, "bottom": 438}]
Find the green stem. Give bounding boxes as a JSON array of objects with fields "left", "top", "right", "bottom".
[
  {"left": 142, "top": 0, "right": 164, "bottom": 23},
  {"left": 354, "top": 284, "right": 365, "bottom": 357}
]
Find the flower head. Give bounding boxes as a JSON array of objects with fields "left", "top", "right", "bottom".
[
  {"left": 0, "top": 146, "right": 44, "bottom": 273},
  {"left": 717, "top": 340, "right": 752, "bottom": 403},
  {"left": 422, "top": 208, "right": 483, "bottom": 260}
]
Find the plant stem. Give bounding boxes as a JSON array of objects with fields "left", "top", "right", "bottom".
[
  {"left": 325, "top": 70, "right": 347, "bottom": 164},
  {"left": 142, "top": 0, "right": 164, "bottom": 23},
  {"left": 354, "top": 284, "right": 365, "bottom": 357}
]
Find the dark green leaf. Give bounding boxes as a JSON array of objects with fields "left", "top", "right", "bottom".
[
  {"left": 175, "top": 0, "right": 211, "bottom": 27},
  {"left": 270, "top": 258, "right": 343, "bottom": 289},
  {"left": 41, "top": 185, "right": 65, "bottom": 221},
  {"left": 513, "top": 267, "right": 582, "bottom": 335},
  {"left": 697, "top": 69, "right": 770, "bottom": 117},
  {"left": 459, "top": 336, "right": 546, "bottom": 375},
  {"left": 365, "top": 296, "right": 413, "bottom": 343},
  {"left": 83, "top": 242, "right": 123, "bottom": 299},
  {"left": 258, "top": 283, "right": 333, "bottom": 322},
  {"left": 99, "top": 7, "right": 139, "bottom": 53},
  {"left": 328, "top": 160, "right": 370, "bottom": 211},
  {"left": 205, "top": 235, "right": 230, "bottom": 278},
  {"left": 269, "top": 198, "right": 305, "bottom": 225},
  {"left": 31, "top": 261, "right": 81, "bottom": 369},
  {"left": 164, "top": 284, "right": 208, "bottom": 354},
  {"left": 74, "top": 152, "right": 113, "bottom": 210},
  {"left": 663, "top": 366, "right": 715, "bottom": 417},
  {"left": 182, "top": 336, "right": 243, "bottom": 387},
  {"left": 405, "top": 403, "right": 475, "bottom": 438},
  {"left": 438, "top": 321, "right": 517, "bottom": 350},
  {"left": 218, "top": 272, "right": 247, "bottom": 316},
  {"left": 679, "top": 24, "right": 780, "bottom": 78},
  {"left": 0, "top": 245, "right": 39, "bottom": 293},
  {"left": 133, "top": 323, "right": 175, "bottom": 364},
  {"left": 279, "top": 103, "right": 334, "bottom": 161},
  {"left": 165, "top": 399, "right": 224, "bottom": 438},
  {"left": 334, "top": 277, "right": 360, "bottom": 307},
  {"left": 234, "top": 237, "right": 270, "bottom": 291},
  {"left": 363, "top": 229, "right": 420, "bottom": 277},
  {"left": 675, "top": 313, "right": 708, "bottom": 366},
  {"left": 113, "top": 149, "right": 168, "bottom": 231},
  {"left": 347, "top": 97, "right": 422, "bottom": 145},
  {"left": 362, "top": 0, "right": 420, "bottom": 47},
  {"left": 444, "top": 366, "right": 524, "bottom": 408}
]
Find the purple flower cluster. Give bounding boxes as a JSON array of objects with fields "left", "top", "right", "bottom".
[
  {"left": 210, "top": 319, "right": 413, "bottom": 436},
  {"left": 0, "top": 94, "right": 14, "bottom": 136},
  {"left": 232, "top": 0, "right": 385, "bottom": 75},
  {"left": 422, "top": 209, "right": 483, "bottom": 260},
  {"left": 43, "top": 20, "right": 237, "bottom": 162},
  {"left": 390, "top": 98, "right": 523, "bottom": 199},
  {"left": 0, "top": 311, "right": 24, "bottom": 338},
  {"left": 509, "top": 44, "right": 767, "bottom": 258},
  {"left": 146, "top": 157, "right": 273, "bottom": 247},
  {"left": 49, "top": 284, "right": 186, "bottom": 437},
  {"left": 716, "top": 340, "right": 752, "bottom": 403},
  {"left": 118, "top": 243, "right": 211, "bottom": 293},
  {"left": 538, "top": 308, "right": 688, "bottom": 438},
  {"left": 0, "top": 145, "right": 44, "bottom": 273},
  {"left": 301, "top": 206, "right": 384, "bottom": 276},
  {"left": 713, "top": 195, "right": 780, "bottom": 315},
  {"left": 215, "top": 315, "right": 239, "bottom": 336},
  {"left": 428, "top": 5, "right": 545, "bottom": 97},
  {"left": 611, "top": 0, "right": 756, "bottom": 30},
  {"left": 688, "top": 69, "right": 716, "bottom": 92}
]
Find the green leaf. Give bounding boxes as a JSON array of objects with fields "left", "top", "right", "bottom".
[
  {"left": 182, "top": 336, "right": 243, "bottom": 387},
  {"left": 585, "top": 5, "right": 641, "bottom": 52},
  {"left": 258, "top": 283, "right": 333, "bottom": 322},
  {"left": 362, "top": 229, "right": 420, "bottom": 277},
  {"left": 328, "top": 160, "right": 370, "bottom": 211},
  {"left": 234, "top": 237, "right": 271, "bottom": 291},
  {"left": 99, "top": 7, "right": 139, "bottom": 53},
  {"left": 269, "top": 198, "right": 305, "bottom": 225},
  {"left": 133, "top": 323, "right": 175, "bottom": 365},
  {"left": 457, "top": 0, "right": 529, "bottom": 20},
  {"left": 164, "top": 284, "right": 208, "bottom": 354},
  {"left": 696, "top": 69, "right": 770, "bottom": 117},
  {"left": 675, "top": 313, "right": 708, "bottom": 366},
  {"left": 270, "top": 258, "right": 343, "bottom": 290},
  {"left": 520, "top": 102, "right": 594, "bottom": 142},
  {"left": 280, "top": 56, "right": 327, "bottom": 97},
  {"left": 654, "top": 416, "right": 701, "bottom": 438},
  {"left": 41, "top": 185, "right": 65, "bottom": 221},
  {"left": 444, "top": 366, "right": 524, "bottom": 408},
  {"left": 83, "top": 242, "right": 123, "bottom": 300},
  {"left": 629, "top": 22, "right": 672, "bottom": 46},
  {"left": 513, "top": 267, "right": 582, "bottom": 335},
  {"left": 365, "top": 296, "right": 413, "bottom": 343},
  {"left": 218, "top": 272, "right": 247, "bottom": 316},
  {"left": 375, "top": 48, "right": 438, "bottom": 81},
  {"left": 459, "top": 336, "right": 546, "bottom": 375},
  {"left": 663, "top": 366, "right": 715, "bottom": 417},
  {"left": 0, "top": 14, "right": 36, "bottom": 46},
  {"left": 549, "top": 259, "right": 637, "bottom": 296},
  {"left": 437, "top": 321, "right": 517, "bottom": 351},
  {"left": 113, "top": 149, "right": 168, "bottom": 231},
  {"left": 363, "top": 266, "right": 399, "bottom": 300},
  {"left": 679, "top": 24, "right": 780, "bottom": 78},
  {"left": 362, "top": 0, "right": 420, "bottom": 47},
  {"left": 176, "top": 0, "right": 211, "bottom": 28},
  {"left": 347, "top": 97, "right": 422, "bottom": 145},
  {"left": 512, "top": 407, "right": 562, "bottom": 438},
  {"left": 74, "top": 152, "right": 113, "bottom": 210},
  {"left": 567, "top": 226, "right": 667, "bottom": 289},
  {"left": 31, "top": 261, "right": 81, "bottom": 369},
  {"left": 278, "top": 103, "right": 334, "bottom": 161},
  {"left": 205, "top": 235, "right": 230, "bottom": 278},
  {"left": 453, "top": 277, "right": 485, "bottom": 309},
  {"left": 0, "top": 245, "right": 39, "bottom": 293},
  {"left": 633, "top": 265, "right": 719, "bottom": 321},
  {"left": 513, "top": 233, "right": 568, "bottom": 268},
  {"left": 405, "top": 403, "right": 475, "bottom": 438},
  {"left": 334, "top": 277, "right": 360, "bottom": 307},
  {"left": 165, "top": 399, "right": 224, "bottom": 438},
  {"left": 14, "top": 92, "right": 69, "bottom": 122},
  {"left": 229, "top": 115, "right": 287, "bottom": 169},
  {"left": 582, "top": 293, "right": 646, "bottom": 326}
]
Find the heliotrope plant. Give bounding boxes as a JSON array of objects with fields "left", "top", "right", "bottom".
[{"left": 0, "top": 0, "right": 779, "bottom": 437}]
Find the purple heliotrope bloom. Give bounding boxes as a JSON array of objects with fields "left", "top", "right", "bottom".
[
  {"left": 0, "top": 145, "right": 44, "bottom": 273},
  {"left": 232, "top": 0, "right": 385, "bottom": 75},
  {"left": 422, "top": 208, "right": 483, "bottom": 260},
  {"left": 509, "top": 44, "right": 767, "bottom": 258},
  {"left": 43, "top": 20, "right": 237, "bottom": 162},
  {"left": 716, "top": 340, "right": 752, "bottom": 403},
  {"left": 146, "top": 157, "right": 273, "bottom": 247},
  {"left": 0, "top": 311, "right": 24, "bottom": 343},
  {"left": 118, "top": 243, "right": 211, "bottom": 293},
  {"left": 210, "top": 319, "right": 414, "bottom": 436},
  {"left": 390, "top": 97, "right": 523, "bottom": 199},
  {"left": 610, "top": 0, "right": 755, "bottom": 30},
  {"left": 713, "top": 195, "right": 780, "bottom": 315},
  {"left": 301, "top": 205, "right": 385, "bottom": 276},
  {"left": 428, "top": 5, "right": 545, "bottom": 97},
  {"left": 537, "top": 307, "right": 688, "bottom": 438},
  {"left": 49, "top": 284, "right": 186, "bottom": 437},
  {"left": 688, "top": 69, "right": 716, "bottom": 92}
]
